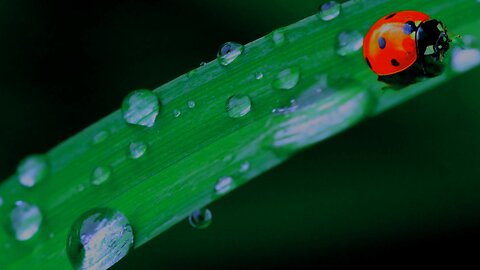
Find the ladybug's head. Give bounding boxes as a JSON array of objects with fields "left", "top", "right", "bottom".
[{"left": 416, "top": 19, "right": 451, "bottom": 61}]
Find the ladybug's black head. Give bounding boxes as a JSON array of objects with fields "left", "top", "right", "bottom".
[{"left": 416, "top": 19, "right": 451, "bottom": 61}]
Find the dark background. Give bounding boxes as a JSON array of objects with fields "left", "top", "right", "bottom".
[{"left": 1, "top": 0, "right": 479, "bottom": 269}]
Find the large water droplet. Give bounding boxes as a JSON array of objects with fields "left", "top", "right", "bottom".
[
  {"left": 215, "top": 176, "right": 234, "bottom": 195},
  {"left": 336, "top": 31, "right": 364, "bottom": 56},
  {"left": 271, "top": 28, "right": 287, "bottom": 47},
  {"left": 217, "top": 42, "right": 244, "bottom": 66},
  {"left": 17, "top": 154, "right": 49, "bottom": 188},
  {"left": 272, "top": 67, "right": 301, "bottom": 90},
  {"left": 10, "top": 201, "right": 42, "bottom": 241},
  {"left": 121, "top": 90, "right": 160, "bottom": 128},
  {"left": 188, "top": 208, "right": 212, "bottom": 229},
  {"left": 91, "top": 166, "right": 112, "bottom": 186},
  {"left": 318, "top": 1, "right": 341, "bottom": 21},
  {"left": 451, "top": 47, "right": 480, "bottom": 73},
  {"left": 129, "top": 142, "right": 147, "bottom": 159},
  {"left": 66, "top": 208, "right": 134, "bottom": 270},
  {"left": 226, "top": 95, "right": 252, "bottom": 118}
]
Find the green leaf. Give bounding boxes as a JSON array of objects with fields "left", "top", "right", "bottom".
[{"left": 0, "top": 0, "right": 479, "bottom": 268}]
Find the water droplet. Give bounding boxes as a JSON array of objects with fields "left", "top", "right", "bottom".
[
  {"left": 215, "top": 176, "right": 234, "bottom": 195},
  {"left": 271, "top": 29, "right": 286, "bottom": 47},
  {"left": 49, "top": 232, "right": 55, "bottom": 239},
  {"left": 217, "top": 42, "right": 244, "bottom": 66},
  {"left": 451, "top": 47, "right": 480, "bottom": 73},
  {"left": 272, "top": 67, "right": 301, "bottom": 90},
  {"left": 129, "top": 142, "right": 147, "bottom": 159},
  {"left": 318, "top": 1, "right": 341, "bottom": 21},
  {"left": 91, "top": 166, "right": 112, "bottom": 186},
  {"left": 240, "top": 161, "right": 250, "bottom": 172},
  {"left": 187, "top": 100, "right": 196, "bottom": 108},
  {"left": 77, "top": 184, "right": 85, "bottom": 192},
  {"left": 199, "top": 62, "right": 207, "bottom": 67},
  {"left": 188, "top": 209, "right": 212, "bottom": 230},
  {"left": 173, "top": 109, "right": 182, "bottom": 118},
  {"left": 336, "top": 31, "right": 364, "bottom": 56},
  {"left": 93, "top": 131, "right": 109, "bottom": 145},
  {"left": 66, "top": 208, "right": 134, "bottom": 270},
  {"left": 17, "top": 154, "right": 49, "bottom": 188},
  {"left": 10, "top": 201, "right": 42, "bottom": 241},
  {"left": 226, "top": 95, "right": 252, "bottom": 118},
  {"left": 255, "top": 72, "right": 264, "bottom": 80},
  {"left": 121, "top": 90, "right": 160, "bottom": 128},
  {"left": 0, "top": 196, "right": 4, "bottom": 207},
  {"left": 187, "top": 69, "right": 197, "bottom": 78}
]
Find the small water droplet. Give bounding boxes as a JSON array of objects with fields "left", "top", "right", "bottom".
[
  {"left": 0, "top": 196, "right": 4, "bottom": 207},
  {"left": 93, "top": 131, "right": 109, "bottom": 145},
  {"left": 77, "top": 184, "right": 85, "bottom": 192},
  {"left": 129, "top": 142, "right": 147, "bottom": 159},
  {"left": 17, "top": 154, "right": 49, "bottom": 188},
  {"left": 121, "top": 90, "right": 160, "bottom": 128},
  {"left": 215, "top": 176, "right": 234, "bottom": 195},
  {"left": 226, "top": 95, "right": 252, "bottom": 118},
  {"left": 272, "top": 67, "right": 301, "bottom": 90},
  {"left": 255, "top": 72, "right": 264, "bottom": 80},
  {"left": 240, "top": 161, "right": 250, "bottom": 172},
  {"left": 199, "top": 62, "right": 207, "bottom": 67},
  {"left": 49, "top": 232, "right": 55, "bottom": 239},
  {"left": 66, "top": 208, "right": 134, "bottom": 270},
  {"left": 187, "top": 100, "right": 196, "bottom": 108},
  {"left": 271, "top": 29, "right": 286, "bottom": 47},
  {"left": 217, "top": 42, "right": 244, "bottom": 66},
  {"left": 173, "top": 109, "right": 182, "bottom": 118},
  {"left": 336, "top": 31, "right": 364, "bottom": 56},
  {"left": 91, "top": 166, "right": 112, "bottom": 186},
  {"left": 188, "top": 209, "right": 212, "bottom": 229},
  {"left": 318, "top": 1, "right": 341, "bottom": 21},
  {"left": 10, "top": 201, "right": 42, "bottom": 241},
  {"left": 187, "top": 69, "right": 197, "bottom": 78},
  {"left": 451, "top": 47, "right": 480, "bottom": 73}
]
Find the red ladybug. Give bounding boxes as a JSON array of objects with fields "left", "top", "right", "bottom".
[{"left": 363, "top": 11, "right": 451, "bottom": 87}]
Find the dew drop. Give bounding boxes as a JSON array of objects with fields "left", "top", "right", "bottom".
[
  {"left": 66, "top": 208, "right": 134, "bottom": 270},
  {"left": 91, "top": 166, "right": 112, "bottom": 186},
  {"left": 93, "top": 131, "right": 109, "bottom": 145},
  {"left": 0, "top": 196, "right": 4, "bottom": 207},
  {"left": 451, "top": 47, "right": 480, "bottom": 73},
  {"left": 173, "top": 109, "right": 182, "bottom": 118},
  {"left": 199, "top": 62, "right": 207, "bottom": 67},
  {"left": 77, "top": 184, "right": 85, "bottom": 192},
  {"left": 10, "top": 201, "right": 42, "bottom": 241},
  {"left": 17, "top": 154, "right": 49, "bottom": 188},
  {"left": 336, "top": 31, "right": 364, "bottom": 56},
  {"left": 226, "top": 95, "right": 252, "bottom": 118},
  {"left": 318, "top": 1, "right": 341, "bottom": 21},
  {"left": 255, "top": 72, "right": 264, "bottom": 80},
  {"left": 217, "top": 42, "right": 244, "bottom": 66},
  {"left": 240, "top": 161, "right": 250, "bottom": 172},
  {"left": 272, "top": 67, "right": 301, "bottom": 90},
  {"left": 129, "top": 142, "right": 147, "bottom": 159},
  {"left": 187, "top": 100, "right": 196, "bottom": 108},
  {"left": 271, "top": 29, "right": 287, "bottom": 47},
  {"left": 215, "top": 176, "right": 234, "bottom": 195},
  {"left": 188, "top": 208, "right": 212, "bottom": 230},
  {"left": 121, "top": 89, "right": 160, "bottom": 128}
]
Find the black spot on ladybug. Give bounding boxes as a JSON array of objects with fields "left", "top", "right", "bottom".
[
  {"left": 391, "top": 59, "right": 400, "bottom": 67},
  {"left": 385, "top": 13, "right": 396, "bottom": 19},
  {"left": 378, "top": 37, "right": 386, "bottom": 49},
  {"left": 365, "top": 57, "right": 372, "bottom": 69},
  {"left": 403, "top": 21, "right": 416, "bottom": 35}
]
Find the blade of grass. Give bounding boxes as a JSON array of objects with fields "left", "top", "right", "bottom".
[{"left": 0, "top": 0, "right": 479, "bottom": 268}]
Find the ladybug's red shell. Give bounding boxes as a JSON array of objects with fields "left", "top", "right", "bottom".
[{"left": 363, "top": 11, "right": 430, "bottom": 76}]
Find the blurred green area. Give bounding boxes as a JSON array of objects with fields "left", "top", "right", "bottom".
[{"left": 0, "top": 0, "right": 479, "bottom": 268}]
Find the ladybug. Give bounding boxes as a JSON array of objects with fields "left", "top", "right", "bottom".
[{"left": 363, "top": 11, "right": 451, "bottom": 87}]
